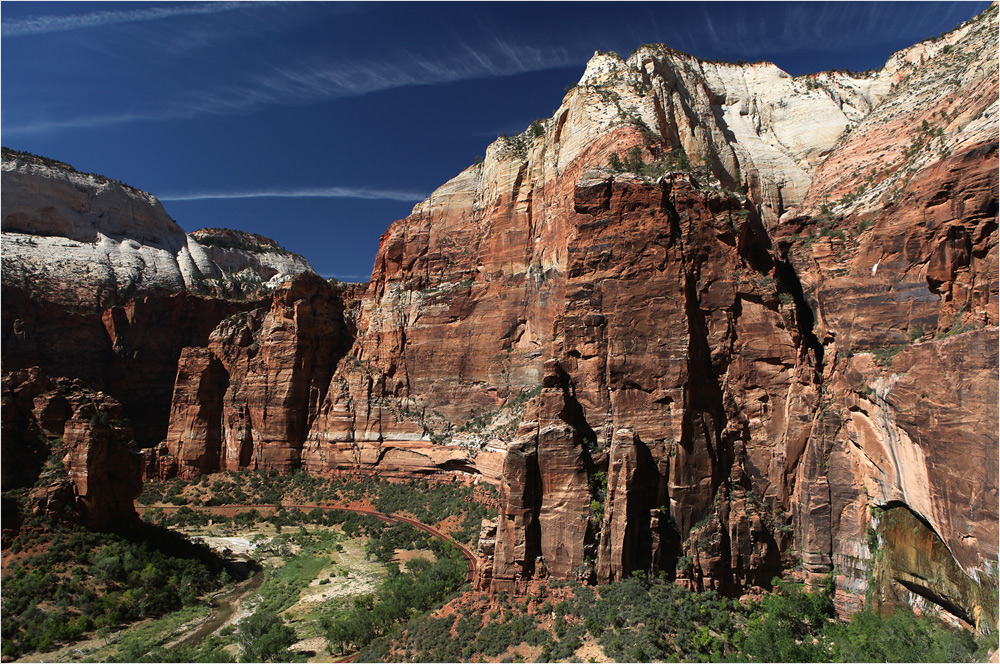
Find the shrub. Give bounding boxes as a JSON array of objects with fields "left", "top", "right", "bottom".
[
  {"left": 237, "top": 609, "right": 297, "bottom": 662},
  {"left": 607, "top": 145, "right": 691, "bottom": 177},
  {"left": 498, "top": 133, "right": 529, "bottom": 160},
  {"left": 871, "top": 345, "right": 907, "bottom": 365}
]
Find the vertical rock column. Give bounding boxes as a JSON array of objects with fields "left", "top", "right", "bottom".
[
  {"left": 207, "top": 274, "right": 346, "bottom": 473},
  {"left": 597, "top": 428, "right": 663, "bottom": 582},
  {"left": 63, "top": 411, "right": 143, "bottom": 528},
  {"left": 490, "top": 360, "right": 595, "bottom": 591},
  {"left": 162, "top": 347, "right": 228, "bottom": 479}
]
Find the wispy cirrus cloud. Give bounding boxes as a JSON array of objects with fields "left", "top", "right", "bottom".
[
  {"left": 4, "top": 110, "right": 198, "bottom": 135},
  {"left": 158, "top": 186, "right": 426, "bottom": 203},
  {"left": 1, "top": 2, "right": 267, "bottom": 38},
  {"left": 3, "top": 38, "right": 575, "bottom": 136},
  {"left": 696, "top": 1, "right": 980, "bottom": 59},
  {"left": 182, "top": 39, "right": 574, "bottom": 113}
]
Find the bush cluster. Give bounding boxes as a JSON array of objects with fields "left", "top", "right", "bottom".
[
  {"left": 111, "top": 634, "right": 234, "bottom": 663},
  {"left": 1, "top": 524, "right": 226, "bottom": 658},
  {"left": 139, "top": 470, "right": 498, "bottom": 546},
  {"left": 362, "top": 574, "right": 990, "bottom": 662},
  {"left": 498, "top": 132, "right": 530, "bottom": 160},
  {"left": 608, "top": 144, "right": 691, "bottom": 178},
  {"left": 329, "top": 542, "right": 468, "bottom": 656}
]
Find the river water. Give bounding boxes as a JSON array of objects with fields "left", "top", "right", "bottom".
[{"left": 175, "top": 563, "right": 264, "bottom": 648}]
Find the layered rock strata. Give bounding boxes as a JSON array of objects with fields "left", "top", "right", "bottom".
[
  {"left": 189, "top": 227, "right": 315, "bottom": 290},
  {"left": 1, "top": 151, "right": 217, "bottom": 306},
  {"left": 1, "top": 150, "right": 315, "bottom": 306}
]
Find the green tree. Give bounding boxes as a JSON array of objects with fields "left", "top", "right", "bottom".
[
  {"left": 237, "top": 609, "right": 297, "bottom": 662},
  {"left": 827, "top": 608, "right": 981, "bottom": 663},
  {"left": 91, "top": 547, "right": 124, "bottom": 583},
  {"left": 741, "top": 579, "right": 834, "bottom": 662},
  {"left": 326, "top": 618, "right": 355, "bottom": 655}
]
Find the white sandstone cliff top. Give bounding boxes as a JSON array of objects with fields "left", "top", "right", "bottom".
[{"left": 1, "top": 151, "right": 314, "bottom": 304}]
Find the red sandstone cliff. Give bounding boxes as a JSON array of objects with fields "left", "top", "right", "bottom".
[
  {"left": 297, "top": 5, "right": 995, "bottom": 627},
  {"left": 140, "top": 272, "right": 351, "bottom": 479},
  {"left": 1, "top": 369, "right": 142, "bottom": 530}
]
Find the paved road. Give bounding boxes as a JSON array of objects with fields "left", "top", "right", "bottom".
[
  {"left": 137, "top": 502, "right": 479, "bottom": 580},
  {"left": 138, "top": 502, "right": 481, "bottom": 661},
  {"left": 136, "top": 503, "right": 479, "bottom": 582}
]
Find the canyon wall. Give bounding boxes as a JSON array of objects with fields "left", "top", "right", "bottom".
[
  {"left": 1, "top": 368, "right": 142, "bottom": 530},
  {"left": 1, "top": 150, "right": 317, "bottom": 445},
  {"left": 0, "top": 150, "right": 315, "bottom": 307},
  {"left": 2, "top": 6, "right": 996, "bottom": 629}
]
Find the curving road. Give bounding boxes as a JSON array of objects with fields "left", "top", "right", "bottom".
[
  {"left": 137, "top": 502, "right": 481, "bottom": 661},
  {"left": 136, "top": 502, "right": 480, "bottom": 580}
]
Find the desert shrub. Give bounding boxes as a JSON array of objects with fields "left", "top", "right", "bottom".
[
  {"left": 340, "top": 544, "right": 468, "bottom": 659},
  {"left": 827, "top": 607, "right": 983, "bottom": 663}
]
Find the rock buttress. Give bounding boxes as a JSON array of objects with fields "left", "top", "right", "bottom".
[
  {"left": 2, "top": 368, "right": 142, "bottom": 530},
  {"left": 490, "top": 360, "right": 596, "bottom": 591}
]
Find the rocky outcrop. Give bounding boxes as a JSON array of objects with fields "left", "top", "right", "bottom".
[
  {"left": 142, "top": 273, "right": 351, "bottom": 477},
  {"left": 780, "top": 135, "right": 998, "bottom": 357},
  {"left": 120, "top": 3, "right": 992, "bottom": 623},
  {"left": 491, "top": 360, "right": 597, "bottom": 590},
  {"left": 811, "top": 328, "right": 1000, "bottom": 631},
  {"left": 1, "top": 150, "right": 220, "bottom": 306},
  {"left": 1, "top": 149, "right": 314, "bottom": 307},
  {"left": 792, "top": 9, "right": 999, "bottom": 223},
  {"left": 763, "top": 5, "right": 999, "bottom": 625},
  {"left": 160, "top": 347, "right": 228, "bottom": 479},
  {"left": 189, "top": 228, "right": 315, "bottom": 289},
  {"left": 596, "top": 427, "right": 668, "bottom": 583},
  {"left": 210, "top": 273, "right": 347, "bottom": 471},
  {"left": 60, "top": 406, "right": 143, "bottom": 529},
  {"left": 868, "top": 504, "right": 998, "bottom": 632},
  {"left": 326, "top": 146, "right": 819, "bottom": 594},
  {"left": 0, "top": 150, "right": 315, "bottom": 447},
  {"left": 2, "top": 286, "right": 257, "bottom": 446},
  {"left": 1, "top": 368, "right": 141, "bottom": 529}
]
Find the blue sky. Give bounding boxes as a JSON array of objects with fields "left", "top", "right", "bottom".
[{"left": 2, "top": 1, "right": 988, "bottom": 281}]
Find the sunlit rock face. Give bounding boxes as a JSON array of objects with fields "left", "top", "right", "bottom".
[
  {"left": 1, "top": 153, "right": 218, "bottom": 306},
  {"left": 1, "top": 5, "right": 996, "bottom": 630},
  {"left": 1, "top": 153, "right": 315, "bottom": 307},
  {"left": 188, "top": 227, "right": 315, "bottom": 287},
  {"left": 300, "top": 6, "right": 997, "bottom": 627}
]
